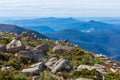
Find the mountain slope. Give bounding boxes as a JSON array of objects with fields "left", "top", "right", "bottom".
[
  {"left": 23, "top": 26, "right": 55, "bottom": 33},
  {"left": 0, "top": 24, "right": 48, "bottom": 39},
  {"left": 45, "top": 29, "right": 120, "bottom": 59},
  {"left": 78, "top": 20, "right": 113, "bottom": 30},
  {"left": 0, "top": 31, "right": 120, "bottom": 80}
]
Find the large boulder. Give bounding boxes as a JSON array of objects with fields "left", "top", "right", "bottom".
[
  {"left": 1, "top": 66, "right": 14, "bottom": 71},
  {"left": 77, "top": 64, "right": 107, "bottom": 74},
  {"left": 52, "top": 58, "right": 71, "bottom": 73},
  {"left": 20, "top": 32, "right": 38, "bottom": 40},
  {"left": 53, "top": 46, "right": 75, "bottom": 54},
  {"left": 15, "top": 51, "right": 34, "bottom": 59},
  {"left": 55, "top": 39, "right": 69, "bottom": 45},
  {"left": 16, "top": 50, "right": 48, "bottom": 62},
  {"left": 6, "top": 38, "right": 25, "bottom": 53},
  {"left": 34, "top": 43, "right": 49, "bottom": 51},
  {"left": 45, "top": 58, "right": 71, "bottom": 73},
  {"left": 45, "top": 57, "right": 58, "bottom": 70},
  {"left": 30, "top": 33, "right": 37, "bottom": 40},
  {"left": 32, "top": 76, "right": 40, "bottom": 80},
  {"left": 20, "top": 32, "right": 28, "bottom": 37},
  {"left": 33, "top": 50, "right": 48, "bottom": 62},
  {"left": 0, "top": 44, "right": 6, "bottom": 52},
  {"left": 25, "top": 46, "right": 34, "bottom": 51},
  {"left": 21, "top": 62, "right": 44, "bottom": 75}
]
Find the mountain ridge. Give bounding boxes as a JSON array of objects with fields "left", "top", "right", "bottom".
[
  {"left": 0, "top": 24, "right": 48, "bottom": 39},
  {"left": 3, "top": 17, "right": 119, "bottom": 32},
  {"left": 45, "top": 29, "right": 120, "bottom": 60}
]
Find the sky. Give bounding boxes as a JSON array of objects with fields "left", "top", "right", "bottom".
[{"left": 0, "top": 0, "right": 120, "bottom": 17}]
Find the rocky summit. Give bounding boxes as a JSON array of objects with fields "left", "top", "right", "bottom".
[{"left": 0, "top": 31, "right": 120, "bottom": 80}]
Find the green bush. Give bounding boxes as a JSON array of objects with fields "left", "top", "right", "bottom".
[
  {"left": 94, "top": 58, "right": 104, "bottom": 65},
  {"left": 13, "top": 73, "right": 28, "bottom": 80},
  {"left": 0, "top": 70, "right": 28, "bottom": 80},
  {"left": 18, "top": 55, "right": 31, "bottom": 65},
  {"left": 0, "top": 52, "right": 10, "bottom": 61},
  {"left": 0, "top": 70, "right": 13, "bottom": 80},
  {"left": 105, "top": 72, "right": 120, "bottom": 80},
  {"left": 0, "top": 37, "right": 11, "bottom": 45},
  {"left": 51, "top": 48, "right": 104, "bottom": 66},
  {"left": 0, "top": 53, "right": 27, "bottom": 70},
  {"left": 59, "top": 48, "right": 97, "bottom": 66},
  {"left": 71, "top": 68, "right": 102, "bottom": 80},
  {"left": 6, "top": 58, "right": 21, "bottom": 70},
  {"left": 40, "top": 71, "right": 58, "bottom": 80}
]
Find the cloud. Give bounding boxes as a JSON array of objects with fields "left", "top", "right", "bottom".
[{"left": 0, "top": 0, "right": 119, "bottom": 17}]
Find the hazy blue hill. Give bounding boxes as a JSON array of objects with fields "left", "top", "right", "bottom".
[
  {"left": 76, "top": 17, "right": 120, "bottom": 24},
  {"left": 45, "top": 29, "right": 120, "bottom": 59},
  {"left": 0, "top": 24, "right": 48, "bottom": 39},
  {"left": 7, "top": 17, "right": 83, "bottom": 31},
  {"left": 89, "top": 29, "right": 120, "bottom": 56},
  {"left": 78, "top": 20, "right": 118, "bottom": 31},
  {"left": 5, "top": 17, "right": 120, "bottom": 32},
  {"left": 101, "top": 18, "right": 120, "bottom": 24},
  {"left": 46, "top": 29, "right": 94, "bottom": 42},
  {"left": 45, "top": 29, "right": 110, "bottom": 55},
  {"left": 23, "top": 26, "right": 55, "bottom": 33}
]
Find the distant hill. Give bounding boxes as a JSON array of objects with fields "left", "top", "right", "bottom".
[
  {"left": 45, "top": 29, "right": 120, "bottom": 60},
  {"left": 99, "top": 19, "right": 120, "bottom": 24},
  {"left": 0, "top": 24, "right": 48, "bottom": 39},
  {"left": 78, "top": 20, "right": 114, "bottom": 30},
  {"left": 3, "top": 17, "right": 85, "bottom": 31},
  {"left": 5, "top": 17, "right": 82, "bottom": 31},
  {"left": 4, "top": 17, "right": 119, "bottom": 32},
  {"left": 76, "top": 17, "right": 120, "bottom": 24},
  {"left": 23, "top": 26, "right": 55, "bottom": 33}
]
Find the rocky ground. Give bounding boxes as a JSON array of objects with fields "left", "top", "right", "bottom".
[{"left": 0, "top": 31, "right": 120, "bottom": 80}]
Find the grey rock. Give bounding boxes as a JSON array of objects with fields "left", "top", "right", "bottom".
[
  {"left": 45, "top": 57, "right": 58, "bottom": 69},
  {"left": 21, "top": 32, "right": 38, "bottom": 40},
  {"left": 55, "top": 39, "right": 69, "bottom": 45},
  {"left": 25, "top": 46, "right": 34, "bottom": 51},
  {"left": 20, "top": 32, "right": 28, "bottom": 37},
  {"left": 16, "top": 50, "right": 48, "bottom": 63},
  {"left": 6, "top": 39, "right": 25, "bottom": 53},
  {"left": 1, "top": 66, "right": 14, "bottom": 71},
  {"left": 22, "top": 62, "right": 44, "bottom": 75},
  {"left": 110, "top": 68, "right": 117, "bottom": 73},
  {"left": 32, "top": 76, "right": 40, "bottom": 80},
  {"left": 16, "top": 51, "right": 34, "bottom": 59},
  {"left": 15, "top": 35, "right": 21, "bottom": 40},
  {"left": 53, "top": 46, "right": 75, "bottom": 54},
  {"left": 33, "top": 50, "right": 48, "bottom": 62},
  {"left": 34, "top": 43, "right": 49, "bottom": 51},
  {"left": 77, "top": 64, "right": 107, "bottom": 74},
  {"left": 0, "top": 44, "right": 6, "bottom": 52},
  {"left": 45, "top": 58, "right": 71, "bottom": 73},
  {"left": 52, "top": 58, "right": 71, "bottom": 72},
  {"left": 1, "top": 67, "right": 7, "bottom": 71}
]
